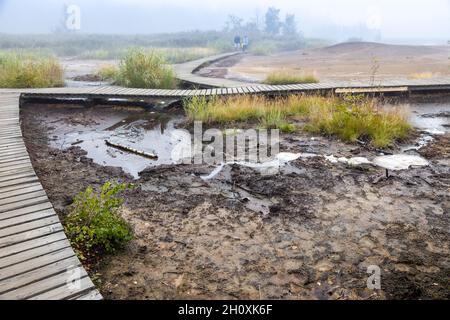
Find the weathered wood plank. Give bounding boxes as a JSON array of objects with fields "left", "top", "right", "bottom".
[
  {"left": 70, "top": 290, "right": 103, "bottom": 300},
  {"left": 0, "top": 159, "right": 30, "bottom": 169},
  {"left": 0, "top": 215, "right": 60, "bottom": 238},
  {"left": 0, "top": 231, "right": 66, "bottom": 259},
  {"left": 0, "top": 196, "right": 50, "bottom": 214},
  {"left": 0, "top": 181, "right": 39, "bottom": 195},
  {"left": 0, "top": 184, "right": 43, "bottom": 200},
  {"left": 29, "top": 276, "right": 96, "bottom": 300},
  {"left": 0, "top": 175, "right": 39, "bottom": 189},
  {"left": 0, "top": 223, "right": 64, "bottom": 250},
  {"left": 0, "top": 255, "right": 79, "bottom": 295},
  {"left": 0, "top": 258, "right": 84, "bottom": 299},
  {"left": 0, "top": 208, "right": 55, "bottom": 230}
]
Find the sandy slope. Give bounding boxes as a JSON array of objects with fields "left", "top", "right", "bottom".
[{"left": 228, "top": 42, "right": 450, "bottom": 83}]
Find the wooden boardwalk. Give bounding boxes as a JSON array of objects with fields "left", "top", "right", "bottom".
[
  {"left": 0, "top": 92, "right": 102, "bottom": 300},
  {"left": 1, "top": 52, "right": 450, "bottom": 300}
]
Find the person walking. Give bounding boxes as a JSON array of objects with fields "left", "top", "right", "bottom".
[
  {"left": 234, "top": 35, "right": 241, "bottom": 51},
  {"left": 242, "top": 35, "right": 249, "bottom": 52}
]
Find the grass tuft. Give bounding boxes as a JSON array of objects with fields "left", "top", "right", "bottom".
[
  {"left": 115, "top": 48, "right": 178, "bottom": 89},
  {"left": 0, "top": 52, "right": 64, "bottom": 88},
  {"left": 263, "top": 71, "right": 319, "bottom": 85},
  {"left": 97, "top": 64, "right": 119, "bottom": 81},
  {"left": 184, "top": 94, "right": 411, "bottom": 148}
]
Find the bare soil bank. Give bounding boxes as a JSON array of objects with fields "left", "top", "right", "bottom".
[
  {"left": 21, "top": 103, "right": 449, "bottom": 300},
  {"left": 213, "top": 42, "right": 450, "bottom": 83}
]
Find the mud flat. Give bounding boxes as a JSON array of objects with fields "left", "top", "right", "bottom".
[
  {"left": 206, "top": 42, "right": 450, "bottom": 83},
  {"left": 20, "top": 100, "right": 449, "bottom": 300}
]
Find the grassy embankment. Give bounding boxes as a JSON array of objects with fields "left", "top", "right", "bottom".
[
  {"left": 0, "top": 52, "right": 64, "bottom": 88},
  {"left": 184, "top": 95, "right": 411, "bottom": 148}
]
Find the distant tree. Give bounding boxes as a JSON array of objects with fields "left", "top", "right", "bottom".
[
  {"left": 225, "top": 15, "right": 244, "bottom": 32},
  {"left": 265, "top": 7, "right": 281, "bottom": 35},
  {"left": 282, "top": 14, "right": 297, "bottom": 36},
  {"left": 242, "top": 22, "right": 261, "bottom": 36}
]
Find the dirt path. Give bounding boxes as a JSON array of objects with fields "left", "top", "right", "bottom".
[{"left": 21, "top": 103, "right": 450, "bottom": 300}]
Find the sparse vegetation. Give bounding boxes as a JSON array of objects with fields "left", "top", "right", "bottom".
[
  {"left": 0, "top": 52, "right": 64, "bottom": 88},
  {"left": 0, "top": 32, "right": 321, "bottom": 62},
  {"left": 115, "top": 49, "right": 178, "bottom": 89},
  {"left": 97, "top": 64, "right": 119, "bottom": 81},
  {"left": 409, "top": 72, "right": 433, "bottom": 80},
  {"left": 263, "top": 71, "right": 319, "bottom": 85},
  {"left": 65, "top": 182, "right": 133, "bottom": 259},
  {"left": 184, "top": 94, "right": 411, "bottom": 147}
]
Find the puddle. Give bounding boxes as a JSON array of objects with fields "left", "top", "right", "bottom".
[
  {"left": 201, "top": 152, "right": 318, "bottom": 181},
  {"left": 372, "top": 154, "right": 429, "bottom": 171},
  {"left": 408, "top": 101, "right": 450, "bottom": 134},
  {"left": 45, "top": 107, "right": 189, "bottom": 179}
]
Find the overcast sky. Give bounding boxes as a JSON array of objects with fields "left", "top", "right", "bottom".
[{"left": 1, "top": 0, "right": 450, "bottom": 41}]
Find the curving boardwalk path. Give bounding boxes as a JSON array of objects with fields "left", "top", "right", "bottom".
[
  {"left": 0, "top": 92, "right": 102, "bottom": 300},
  {"left": 1, "top": 52, "right": 450, "bottom": 300}
]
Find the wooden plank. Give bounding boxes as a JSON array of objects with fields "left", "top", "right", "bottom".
[
  {"left": 0, "top": 208, "right": 55, "bottom": 230},
  {"left": 0, "top": 223, "right": 64, "bottom": 250},
  {"left": 29, "top": 276, "right": 96, "bottom": 300},
  {"left": 0, "top": 254, "right": 80, "bottom": 296},
  {"left": 0, "top": 196, "right": 49, "bottom": 214},
  {"left": 0, "top": 231, "right": 66, "bottom": 259},
  {"left": 0, "top": 175, "right": 39, "bottom": 189},
  {"left": 0, "top": 171, "right": 36, "bottom": 184},
  {"left": 0, "top": 152, "right": 29, "bottom": 163},
  {"left": 0, "top": 258, "right": 84, "bottom": 299},
  {"left": 71, "top": 290, "right": 103, "bottom": 300},
  {"left": 0, "top": 141, "right": 23, "bottom": 148},
  {"left": 0, "top": 159, "right": 30, "bottom": 169},
  {"left": 0, "top": 181, "right": 39, "bottom": 195},
  {"left": 0, "top": 215, "right": 60, "bottom": 238},
  {"left": 0, "top": 147, "right": 27, "bottom": 156},
  {"left": 0, "top": 184, "right": 43, "bottom": 200},
  {"left": 0, "top": 164, "right": 32, "bottom": 175},
  {"left": 0, "top": 202, "right": 52, "bottom": 221}
]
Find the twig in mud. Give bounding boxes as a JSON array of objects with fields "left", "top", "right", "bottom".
[
  {"left": 105, "top": 140, "right": 158, "bottom": 159},
  {"left": 71, "top": 140, "right": 84, "bottom": 146}
]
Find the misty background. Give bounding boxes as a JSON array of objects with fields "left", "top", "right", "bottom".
[{"left": 0, "top": 0, "right": 450, "bottom": 44}]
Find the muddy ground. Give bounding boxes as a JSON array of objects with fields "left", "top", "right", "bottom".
[{"left": 21, "top": 102, "right": 449, "bottom": 300}]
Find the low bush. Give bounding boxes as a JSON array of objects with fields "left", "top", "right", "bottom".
[{"left": 65, "top": 182, "right": 133, "bottom": 257}]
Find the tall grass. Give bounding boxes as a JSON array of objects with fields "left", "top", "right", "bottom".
[
  {"left": 184, "top": 94, "right": 411, "bottom": 148},
  {"left": 80, "top": 47, "right": 219, "bottom": 63},
  {"left": 0, "top": 52, "right": 64, "bottom": 88},
  {"left": 115, "top": 49, "right": 178, "bottom": 89},
  {"left": 263, "top": 71, "right": 319, "bottom": 85},
  {"left": 97, "top": 64, "right": 119, "bottom": 81}
]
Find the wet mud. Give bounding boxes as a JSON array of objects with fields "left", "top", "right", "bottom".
[{"left": 20, "top": 102, "right": 450, "bottom": 300}]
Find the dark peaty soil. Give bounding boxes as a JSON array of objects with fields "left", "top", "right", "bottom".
[{"left": 21, "top": 103, "right": 450, "bottom": 300}]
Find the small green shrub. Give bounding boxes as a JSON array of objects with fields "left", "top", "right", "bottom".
[
  {"left": 65, "top": 182, "right": 133, "bottom": 256},
  {"left": 115, "top": 48, "right": 178, "bottom": 89}
]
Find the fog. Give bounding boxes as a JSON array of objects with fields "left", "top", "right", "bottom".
[{"left": 1, "top": 0, "right": 450, "bottom": 43}]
